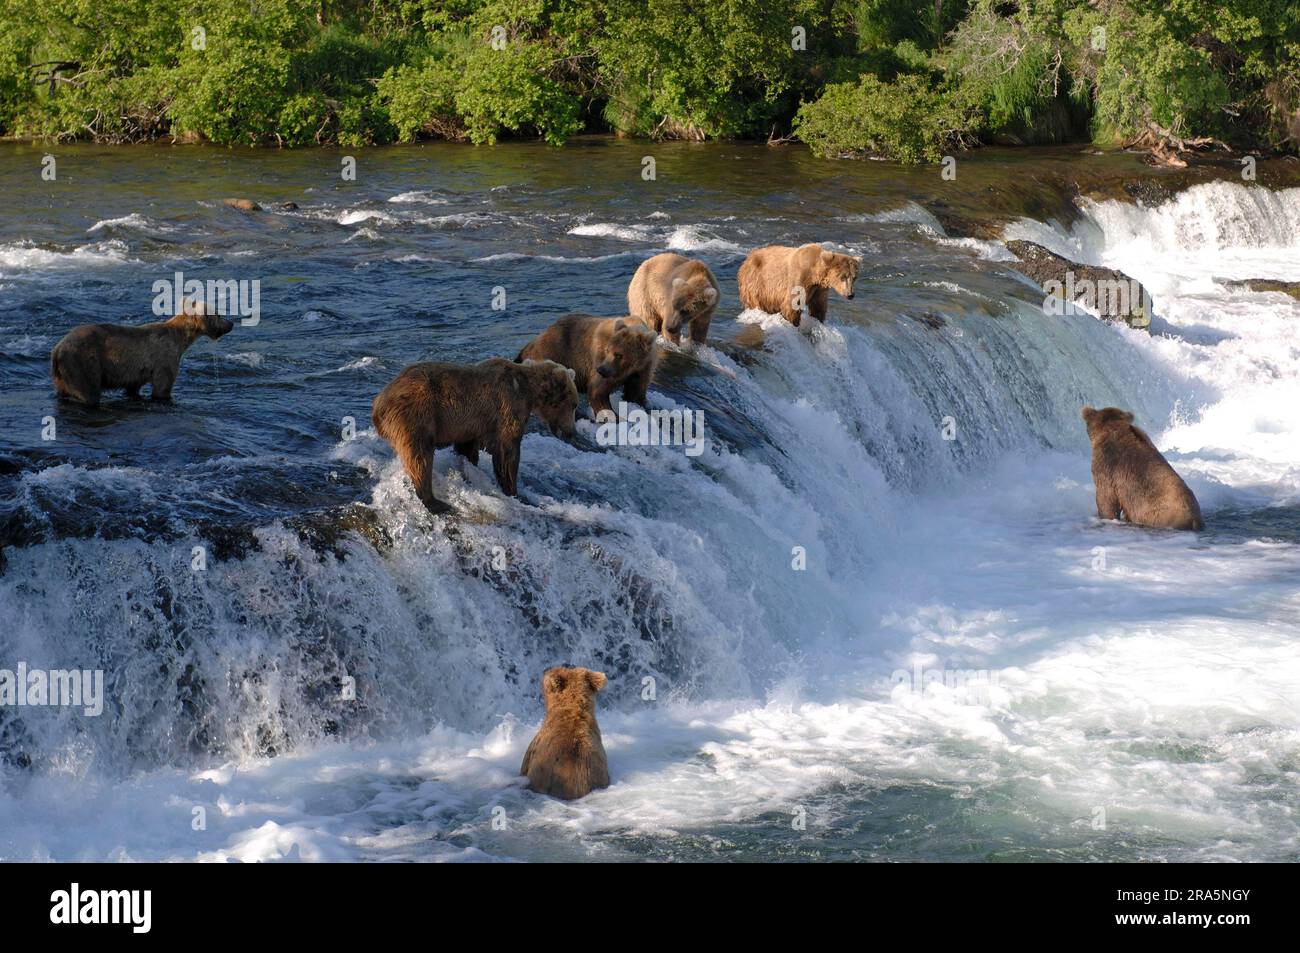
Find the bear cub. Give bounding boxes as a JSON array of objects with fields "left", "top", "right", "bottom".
[{"left": 520, "top": 666, "right": 610, "bottom": 800}]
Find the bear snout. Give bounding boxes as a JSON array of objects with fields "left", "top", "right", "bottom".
[
  {"left": 596, "top": 363, "right": 615, "bottom": 379},
  {"left": 214, "top": 319, "right": 235, "bottom": 337}
]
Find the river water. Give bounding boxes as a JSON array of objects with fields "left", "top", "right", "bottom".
[{"left": 0, "top": 140, "right": 1297, "bottom": 861}]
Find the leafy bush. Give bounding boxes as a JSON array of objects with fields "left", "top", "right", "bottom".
[
  {"left": 795, "top": 73, "right": 977, "bottom": 162},
  {"left": 0, "top": 0, "right": 1293, "bottom": 155}
]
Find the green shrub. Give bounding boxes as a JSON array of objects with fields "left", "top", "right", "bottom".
[{"left": 794, "top": 73, "right": 977, "bottom": 162}]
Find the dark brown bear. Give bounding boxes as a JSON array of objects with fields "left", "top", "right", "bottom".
[
  {"left": 371, "top": 358, "right": 578, "bottom": 514},
  {"left": 50, "top": 300, "right": 234, "bottom": 406},
  {"left": 520, "top": 666, "right": 610, "bottom": 800},
  {"left": 516, "top": 314, "right": 658, "bottom": 418},
  {"left": 1082, "top": 406, "right": 1204, "bottom": 531}
]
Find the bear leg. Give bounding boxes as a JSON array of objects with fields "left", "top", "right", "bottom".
[
  {"left": 53, "top": 351, "right": 102, "bottom": 406},
  {"left": 395, "top": 432, "right": 451, "bottom": 514},
  {"left": 1095, "top": 488, "right": 1121, "bottom": 522},
  {"left": 491, "top": 439, "right": 521, "bottom": 496},
  {"left": 150, "top": 366, "right": 176, "bottom": 402},
  {"left": 622, "top": 371, "right": 651, "bottom": 409},
  {"left": 588, "top": 379, "right": 616, "bottom": 419},
  {"left": 453, "top": 440, "right": 479, "bottom": 463},
  {"left": 688, "top": 315, "right": 711, "bottom": 345},
  {"left": 57, "top": 377, "right": 101, "bottom": 407},
  {"left": 808, "top": 287, "right": 829, "bottom": 321}
]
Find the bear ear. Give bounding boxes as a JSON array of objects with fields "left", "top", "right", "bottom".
[
  {"left": 703, "top": 287, "right": 718, "bottom": 304},
  {"left": 820, "top": 249, "right": 834, "bottom": 262},
  {"left": 1122, "top": 410, "right": 1135, "bottom": 423},
  {"left": 565, "top": 366, "right": 576, "bottom": 381},
  {"left": 614, "top": 318, "right": 626, "bottom": 331},
  {"left": 1081, "top": 406, "right": 1095, "bottom": 421},
  {"left": 181, "top": 297, "right": 206, "bottom": 317},
  {"left": 585, "top": 670, "right": 607, "bottom": 693},
  {"left": 672, "top": 277, "right": 685, "bottom": 287},
  {"left": 543, "top": 668, "right": 569, "bottom": 694}
]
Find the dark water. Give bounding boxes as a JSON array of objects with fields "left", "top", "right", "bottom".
[{"left": 0, "top": 140, "right": 1297, "bottom": 863}]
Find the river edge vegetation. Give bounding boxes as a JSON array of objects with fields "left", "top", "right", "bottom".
[{"left": 2, "top": 1, "right": 1297, "bottom": 164}]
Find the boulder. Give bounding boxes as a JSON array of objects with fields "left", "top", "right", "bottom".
[{"left": 1005, "top": 240, "right": 1152, "bottom": 329}]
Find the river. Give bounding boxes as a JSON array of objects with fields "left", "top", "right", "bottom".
[{"left": 0, "top": 140, "right": 1297, "bottom": 861}]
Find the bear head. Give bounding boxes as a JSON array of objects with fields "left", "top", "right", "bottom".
[
  {"left": 667, "top": 274, "right": 719, "bottom": 335},
  {"left": 519, "top": 359, "right": 579, "bottom": 438},
  {"left": 541, "top": 665, "right": 607, "bottom": 716},
  {"left": 596, "top": 319, "right": 657, "bottom": 380},
  {"left": 814, "top": 248, "right": 861, "bottom": 299},
  {"left": 1081, "top": 405, "right": 1135, "bottom": 438},
  {"left": 175, "top": 299, "right": 235, "bottom": 339}
]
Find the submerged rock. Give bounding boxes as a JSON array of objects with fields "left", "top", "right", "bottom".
[
  {"left": 1004, "top": 240, "right": 1152, "bottom": 329},
  {"left": 1221, "top": 279, "right": 1300, "bottom": 300}
]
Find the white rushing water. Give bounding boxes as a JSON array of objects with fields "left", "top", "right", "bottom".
[{"left": 1, "top": 182, "right": 1298, "bottom": 861}]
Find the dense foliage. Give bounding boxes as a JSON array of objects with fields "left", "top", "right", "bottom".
[{"left": 1, "top": 0, "right": 1296, "bottom": 160}]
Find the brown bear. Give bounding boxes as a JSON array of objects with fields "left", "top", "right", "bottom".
[
  {"left": 627, "top": 253, "right": 720, "bottom": 345},
  {"left": 520, "top": 666, "right": 610, "bottom": 800},
  {"left": 737, "top": 243, "right": 861, "bottom": 326},
  {"left": 1082, "top": 406, "right": 1204, "bottom": 531},
  {"left": 50, "top": 300, "right": 234, "bottom": 406},
  {"left": 223, "top": 198, "right": 262, "bottom": 212},
  {"left": 371, "top": 357, "right": 578, "bottom": 514},
  {"left": 516, "top": 314, "right": 658, "bottom": 418}
]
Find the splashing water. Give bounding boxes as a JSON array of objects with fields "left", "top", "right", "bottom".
[{"left": 1, "top": 146, "right": 1297, "bottom": 862}]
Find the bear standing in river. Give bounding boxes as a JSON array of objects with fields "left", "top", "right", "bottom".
[
  {"left": 50, "top": 300, "right": 234, "bottom": 406},
  {"left": 371, "top": 357, "right": 578, "bottom": 514},
  {"left": 738, "top": 243, "right": 861, "bottom": 326},
  {"left": 627, "top": 253, "right": 720, "bottom": 345},
  {"left": 1082, "top": 406, "right": 1204, "bottom": 531},
  {"left": 516, "top": 314, "right": 658, "bottom": 418},
  {"left": 520, "top": 666, "right": 610, "bottom": 800}
]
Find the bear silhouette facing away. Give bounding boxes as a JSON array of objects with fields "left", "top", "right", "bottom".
[
  {"left": 738, "top": 243, "right": 861, "bottom": 326},
  {"left": 1083, "top": 406, "right": 1204, "bottom": 531},
  {"left": 627, "top": 253, "right": 720, "bottom": 345},
  {"left": 371, "top": 357, "right": 578, "bottom": 514},
  {"left": 50, "top": 300, "right": 234, "bottom": 406},
  {"left": 520, "top": 666, "right": 610, "bottom": 800},
  {"left": 516, "top": 314, "right": 658, "bottom": 418}
]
